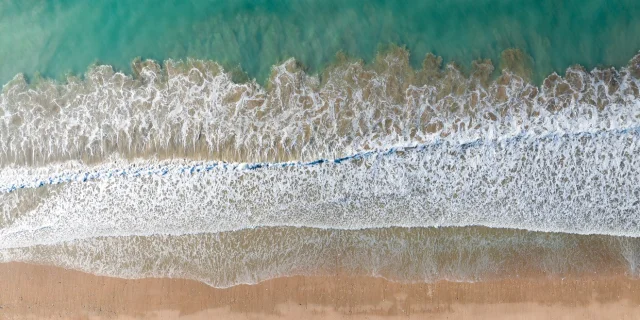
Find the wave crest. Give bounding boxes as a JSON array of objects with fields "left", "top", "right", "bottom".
[{"left": 1, "top": 48, "right": 639, "bottom": 166}]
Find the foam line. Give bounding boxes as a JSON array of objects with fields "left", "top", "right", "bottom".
[
  {"left": 2, "top": 126, "right": 639, "bottom": 195},
  {"left": 2, "top": 52, "right": 639, "bottom": 167},
  {"left": 1, "top": 124, "right": 639, "bottom": 249}
]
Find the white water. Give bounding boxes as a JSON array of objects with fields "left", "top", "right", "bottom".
[
  {"left": 0, "top": 127, "right": 639, "bottom": 249},
  {"left": 1, "top": 51, "right": 640, "bottom": 286},
  {"left": 1, "top": 52, "right": 639, "bottom": 165}
]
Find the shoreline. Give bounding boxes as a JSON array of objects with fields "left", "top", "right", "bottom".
[{"left": 1, "top": 262, "right": 639, "bottom": 319}]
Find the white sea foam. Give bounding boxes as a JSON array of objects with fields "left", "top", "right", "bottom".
[
  {"left": 1, "top": 51, "right": 640, "bottom": 284},
  {"left": 1, "top": 51, "right": 639, "bottom": 166},
  {"left": 0, "top": 127, "right": 639, "bottom": 249}
]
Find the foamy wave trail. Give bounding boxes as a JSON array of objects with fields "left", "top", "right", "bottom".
[
  {"left": 1, "top": 49, "right": 640, "bottom": 285},
  {"left": 1, "top": 49, "right": 640, "bottom": 165},
  {"left": 0, "top": 125, "right": 640, "bottom": 248},
  {"left": 1, "top": 227, "right": 639, "bottom": 288}
]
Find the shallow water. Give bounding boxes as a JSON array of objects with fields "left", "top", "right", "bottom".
[{"left": 1, "top": 226, "right": 638, "bottom": 288}]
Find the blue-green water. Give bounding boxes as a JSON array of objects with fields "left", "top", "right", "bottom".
[{"left": 1, "top": 0, "right": 639, "bottom": 85}]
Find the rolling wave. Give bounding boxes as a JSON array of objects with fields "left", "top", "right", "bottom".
[{"left": 1, "top": 49, "right": 639, "bottom": 166}]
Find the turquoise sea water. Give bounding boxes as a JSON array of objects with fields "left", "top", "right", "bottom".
[{"left": 1, "top": 0, "right": 639, "bottom": 84}]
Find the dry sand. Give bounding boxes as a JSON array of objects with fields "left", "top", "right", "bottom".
[{"left": 0, "top": 262, "right": 639, "bottom": 319}]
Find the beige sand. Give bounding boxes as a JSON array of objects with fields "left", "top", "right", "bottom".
[{"left": 1, "top": 262, "right": 639, "bottom": 319}]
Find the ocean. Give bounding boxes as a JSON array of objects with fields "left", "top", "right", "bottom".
[
  {"left": 0, "top": 0, "right": 639, "bottom": 288},
  {"left": 2, "top": 0, "right": 640, "bottom": 84}
]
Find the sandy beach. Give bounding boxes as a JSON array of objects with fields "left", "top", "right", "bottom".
[{"left": 0, "top": 262, "right": 638, "bottom": 319}]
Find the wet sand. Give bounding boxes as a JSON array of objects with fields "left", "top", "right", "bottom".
[{"left": 1, "top": 262, "right": 639, "bottom": 319}]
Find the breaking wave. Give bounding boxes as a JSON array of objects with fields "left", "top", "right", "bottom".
[{"left": 1, "top": 48, "right": 640, "bottom": 287}]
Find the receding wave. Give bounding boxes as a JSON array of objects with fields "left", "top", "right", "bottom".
[{"left": 1, "top": 226, "right": 638, "bottom": 288}]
